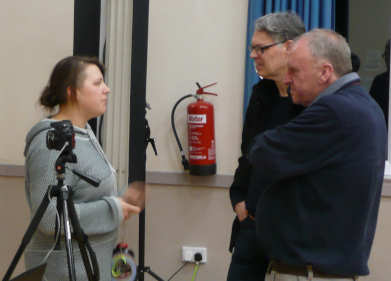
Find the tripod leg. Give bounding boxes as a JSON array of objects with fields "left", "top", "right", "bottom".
[
  {"left": 138, "top": 210, "right": 146, "bottom": 281},
  {"left": 2, "top": 187, "right": 52, "bottom": 281},
  {"left": 136, "top": 210, "right": 165, "bottom": 281},
  {"left": 59, "top": 186, "right": 76, "bottom": 281},
  {"left": 146, "top": 267, "right": 165, "bottom": 281},
  {"left": 66, "top": 189, "right": 99, "bottom": 281}
]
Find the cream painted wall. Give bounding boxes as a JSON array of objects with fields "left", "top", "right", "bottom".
[
  {"left": 0, "top": 0, "right": 74, "bottom": 165},
  {"left": 0, "top": 0, "right": 73, "bottom": 278},
  {"left": 2, "top": 1, "right": 391, "bottom": 281},
  {"left": 145, "top": 0, "right": 247, "bottom": 175},
  {"left": 2, "top": 177, "right": 391, "bottom": 280},
  {"left": 0, "top": 0, "right": 246, "bottom": 279},
  {"left": 0, "top": 177, "right": 31, "bottom": 277},
  {"left": 127, "top": 1, "right": 247, "bottom": 280}
]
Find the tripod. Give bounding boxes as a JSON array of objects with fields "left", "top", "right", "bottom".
[
  {"left": 134, "top": 107, "right": 163, "bottom": 281},
  {"left": 128, "top": 1, "right": 165, "bottom": 279},
  {"left": 3, "top": 153, "right": 101, "bottom": 281}
]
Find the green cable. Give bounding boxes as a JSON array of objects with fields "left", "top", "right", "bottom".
[
  {"left": 111, "top": 254, "right": 127, "bottom": 277},
  {"left": 191, "top": 263, "right": 199, "bottom": 281}
]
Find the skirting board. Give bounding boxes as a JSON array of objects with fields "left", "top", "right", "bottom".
[{"left": 2, "top": 164, "right": 391, "bottom": 196}]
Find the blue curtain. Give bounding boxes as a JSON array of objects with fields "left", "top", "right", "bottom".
[{"left": 243, "top": 0, "right": 335, "bottom": 120}]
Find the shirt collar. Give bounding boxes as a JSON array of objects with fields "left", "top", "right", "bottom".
[{"left": 309, "top": 72, "right": 361, "bottom": 107}]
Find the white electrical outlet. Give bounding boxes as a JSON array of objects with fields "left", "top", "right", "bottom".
[{"left": 182, "top": 246, "right": 207, "bottom": 263}]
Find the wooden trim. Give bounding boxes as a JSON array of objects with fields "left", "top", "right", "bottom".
[
  {"left": 145, "top": 171, "right": 233, "bottom": 188},
  {"left": 0, "top": 164, "right": 24, "bottom": 177},
  {"left": 3, "top": 164, "right": 391, "bottom": 196},
  {"left": 0, "top": 164, "right": 233, "bottom": 188}
]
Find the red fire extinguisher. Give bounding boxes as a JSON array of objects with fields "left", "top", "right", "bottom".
[{"left": 171, "top": 82, "right": 217, "bottom": 176}]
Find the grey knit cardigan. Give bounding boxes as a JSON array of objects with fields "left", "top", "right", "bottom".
[{"left": 23, "top": 118, "right": 123, "bottom": 281}]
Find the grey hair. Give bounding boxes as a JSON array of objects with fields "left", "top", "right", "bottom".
[
  {"left": 296, "top": 29, "right": 352, "bottom": 77},
  {"left": 254, "top": 11, "right": 306, "bottom": 43}
]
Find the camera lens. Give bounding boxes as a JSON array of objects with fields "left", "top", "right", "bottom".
[{"left": 46, "top": 131, "right": 56, "bottom": 150}]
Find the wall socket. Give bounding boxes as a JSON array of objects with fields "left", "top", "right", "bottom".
[{"left": 182, "top": 246, "right": 207, "bottom": 263}]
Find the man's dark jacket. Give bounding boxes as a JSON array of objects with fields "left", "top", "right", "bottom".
[
  {"left": 249, "top": 73, "right": 387, "bottom": 276},
  {"left": 229, "top": 78, "right": 303, "bottom": 252}
]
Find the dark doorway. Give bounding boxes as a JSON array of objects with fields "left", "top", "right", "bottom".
[
  {"left": 335, "top": 0, "right": 349, "bottom": 40},
  {"left": 73, "top": 0, "right": 102, "bottom": 135}
]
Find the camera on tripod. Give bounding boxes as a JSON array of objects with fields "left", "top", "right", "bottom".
[
  {"left": 46, "top": 120, "right": 75, "bottom": 152},
  {"left": 46, "top": 121, "right": 78, "bottom": 174}
]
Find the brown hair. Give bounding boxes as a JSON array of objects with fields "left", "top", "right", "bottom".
[{"left": 40, "top": 56, "right": 106, "bottom": 110}]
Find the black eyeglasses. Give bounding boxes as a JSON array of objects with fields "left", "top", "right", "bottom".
[{"left": 248, "top": 41, "right": 286, "bottom": 55}]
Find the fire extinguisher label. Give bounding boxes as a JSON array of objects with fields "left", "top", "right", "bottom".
[
  {"left": 188, "top": 114, "right": 207, "bottom": 124},
  {"left": 190, "top": 155, "right": 207, "bottom": 159},
  {"left": 208, "top": 140, "right": 216, "bottom": 160},
  {"left": 208, "top": 148, "right": 216, "bottom": 160}
]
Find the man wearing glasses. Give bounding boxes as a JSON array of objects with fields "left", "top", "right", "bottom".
[{"left": 227, "top": 11, "right": 305, "bottom": 281}]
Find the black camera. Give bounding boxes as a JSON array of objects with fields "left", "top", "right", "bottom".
[{"left": 46, "top": 120, "right": 75, "bottom": 152}]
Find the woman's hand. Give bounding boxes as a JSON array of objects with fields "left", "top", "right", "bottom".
[
  {"left": 122, "top": 181, "right": 147, "bottom": 210},
  {"left": 234, "top": 201, "right": 248, "bottom": 222},
  {"left": 118, "top": 197, "right": 141, "bottom": 222}
]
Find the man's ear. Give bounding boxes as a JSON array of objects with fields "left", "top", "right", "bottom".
[
  {"left": 319, "top": 63, "right": 334, "bottom": 84},
  {"left": 285, "top": 40, "right": 294, "bottom": 54}
]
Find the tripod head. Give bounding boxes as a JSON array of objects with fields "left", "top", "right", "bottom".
[
  {"left": 47, "top": 120, "right": 77, "bottom": 174},
  {"left": 47, "top": 120, "right": 100, "bottom": 187}
]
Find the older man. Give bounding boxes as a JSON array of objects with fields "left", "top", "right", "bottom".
[{"left": 250, "top": 29, "right": 387, "bottom": 280}]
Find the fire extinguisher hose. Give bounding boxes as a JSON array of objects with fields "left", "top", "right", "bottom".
[{"left": 171, "top": 94, "right": 194, "bottom": 171}]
